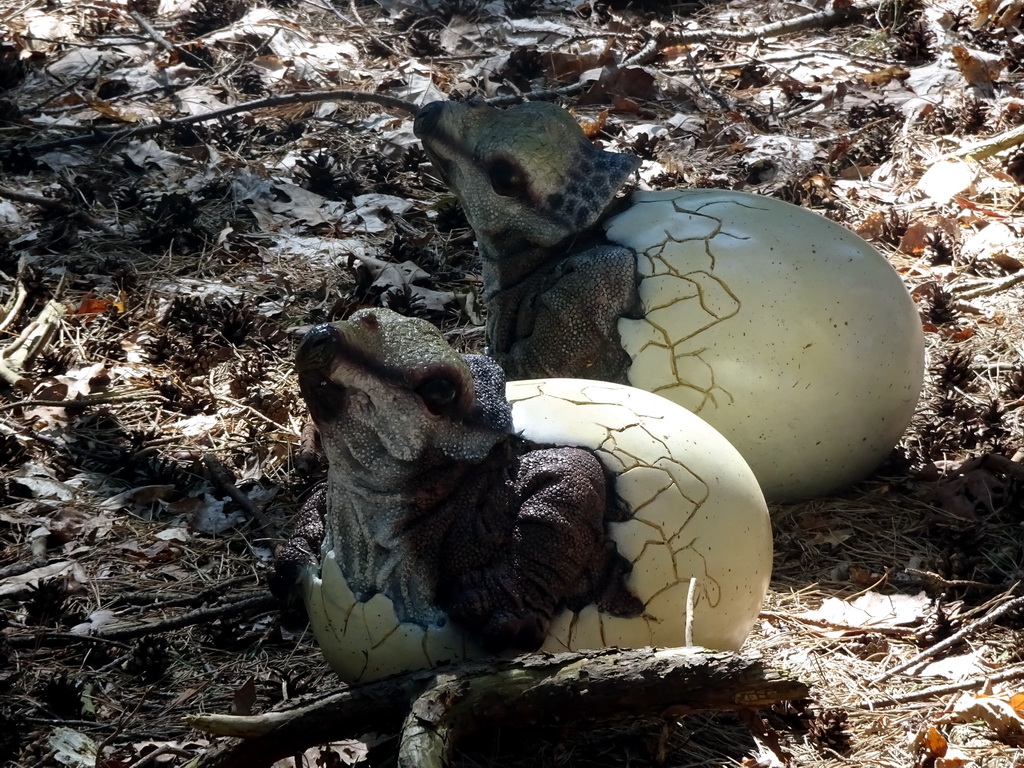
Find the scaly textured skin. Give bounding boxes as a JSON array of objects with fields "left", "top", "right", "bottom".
[
  {"left": 276, "top": 309, "right": 772, "bottom": 682},
  {"left": 277, "top": 308, "right": 642, "bottom": 679},
  {"left": 413, "top": 99, "right": 925, "bottom": 501}
]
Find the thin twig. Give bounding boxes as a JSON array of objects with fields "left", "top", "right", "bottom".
[
  {"left": 663, "top": 0, "right": 880, "bottom": 45},
  {"left": 5, "top": 595, "right": 276, "bottom": 646},
  {"left": 868, "top": 662, "right": 1024, "bottom": 707},
  {"left": 0, "top": 389, "right": 166, "bottom": 412},
  {"left": 129, "top": 10, "right": 174, "bottom": 52},
  {"left": 902, "top": 567, "right": 1003, "bottom": 594},
  {"left": 759, "top": 610, "right": 916, "bottom": 638},
  {"left": 20, "top": 90, "right": 419, "bottom": 154},
  {"left": 5, "top": 632, "right": 133, "bottom": 650},
  {"left": 203, "top": 453, "right": 279, "bottom": 538},
  {"left": 1, "top": 0, "right": 43, "bottom": 24},
  {"left": 0, "top": 185, "right": 119, "bottom": 235},
  {"left": 952, "top": 271, "right": 1024, "bottom": 300},
  {"left": 93, "top": 593, "right": 277, "bottom": 641},
  {"left": 870, "top": 592, "right": 1024, "bottom": 684},
  {"left": 105, "top": 577, "right": 258, "bottom": 610},
  {"left": 685, "top": 47, "right": 733, "bottom": 112}
]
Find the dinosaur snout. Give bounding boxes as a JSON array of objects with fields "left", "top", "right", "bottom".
[
  {"left": 297, "top": 324, "right": 341, "bottom": 372},
  {"left": 413, "top": 101, "right": 445, "bottom": 137}
]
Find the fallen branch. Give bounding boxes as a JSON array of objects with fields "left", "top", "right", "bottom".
[
  {"left": 871, "top": 591, "right": 1024, "bottom": 685},
  {"left": 951, "top": 271, "right": 1024, "bottom": 300},
  {"left": 203, "top": 453, "right": 279, "bottom": 539},
  {"left": 19, "top": 90, "right": 420, "bottom": 155},
  {"left": 663, "top": 0, "right": 881, "bottom": 45},
  {"left": 0, "top": 299, "right": 67, "bottom": 391},
  {"left": 0, "top": 185, "right": 118, "bottom": 235},
  {"left": 869, "top": 661, "right": 1024, "bottom": 707},
  {"left": 186, "top": 647, "right": 807, "bottom": 768},
  {"left": 947, "top": 123, "right": 1024, "bottom": 161},
  {"left": 0, "top": 389, "right": 166, "bottom": 412}
]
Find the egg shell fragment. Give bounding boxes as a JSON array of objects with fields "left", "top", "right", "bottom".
[
  {"left": 605, "top": 189, "right": 925, "bottom": 501},
  {"left": 305, "top": 549, "right": 483, "bottom": 682},
  {"left": 303, "top": 378, "right": 772, "bottom": 682}
]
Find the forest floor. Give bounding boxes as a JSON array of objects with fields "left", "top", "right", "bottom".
[{"left": 2, "top": 0, "right": 1024, "bottom": 766}]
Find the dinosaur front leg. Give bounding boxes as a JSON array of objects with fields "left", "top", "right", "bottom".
[{"left": 488, "top": 245, "right": 640, "bottom": 384}]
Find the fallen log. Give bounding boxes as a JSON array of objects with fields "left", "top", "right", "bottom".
[{"left": 186, "top": 646, "right": 808, "bottom": 768}]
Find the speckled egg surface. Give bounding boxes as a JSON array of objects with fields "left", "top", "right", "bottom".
[
  {"left": 606, "top": 189, "right": 925, "bottom": 501},
  {"left": 508, "top": 379, "right": 772, "bottom": 655},
  {"left": 304, "top": 378, "right": 772, "bottom": 682}
]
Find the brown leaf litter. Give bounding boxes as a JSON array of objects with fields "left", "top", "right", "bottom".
[{"left": 2, "top": 0, "right": 1024, "bottom": 766}]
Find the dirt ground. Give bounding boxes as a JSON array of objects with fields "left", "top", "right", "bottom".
[{"left": 2, "top": 0, "right": 1024, "bottom": 766}]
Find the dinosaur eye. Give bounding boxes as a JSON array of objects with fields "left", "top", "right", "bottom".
[
  {"left": 487, "top": 158, "right": 526, "bottom": 198},
  {"left": 417, "top": 375, "right": 459, "bottom": 414}
]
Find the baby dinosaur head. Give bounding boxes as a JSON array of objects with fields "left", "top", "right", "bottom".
[
  {"left": 297, "top": 308, "right": 512, "bottom": 490},
  {"left": 414, "top": 99, "right": 640, "bottom": 261}
]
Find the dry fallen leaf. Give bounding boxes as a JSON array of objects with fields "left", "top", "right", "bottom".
[
  {"left": 916, "top": 160, "right": 978, "bottom": 204},
  {"left": 47, "top": 727, "right": 98, "bottom": 768},
  {"left": 912, "top": 651, "right": 991, "bottom": 680},
  {"left": 961, "top": 222, "right": 1024, "bottom": 273},
  {"left": 974, "top": 0, "right": 1024, "bottom": 28},
  {"left": 187, "top": 493, "right": 246, "bottom": 535},
  {"left": 798, "top": 591, "right": 931, "bottom": 628},
  {"left": 0, "top": 561, "right": 74, "bottom": 597},
  {"left": 578, "top": 108, "right": 609, "bottom": 138},
  {"left": 71, "top": 609, "right": 117, "bottom": 635},
  {"left": 940, "top": 691, "right": 1024, "bottom": 740},
  {"left": 861, "top": 66, "right": 909, "bottom": 86},
  {"left": 951, "top": 45, "right": 1004, "bottom": 94},
  {"left": 99, "top": 484, "right": 176, "bottom": 512},
  {"left": 923, "top": 725, "right": 948, "bottom": 757},
  {"left": 935, "top": 747, "right": 972, "bottom": 768},
  {"left": 231, "top": 677, "right": 258, "bottom": 716}
]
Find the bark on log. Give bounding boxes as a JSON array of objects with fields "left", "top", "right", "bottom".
[{"left": 186, "top": 647, "right": 808, "bottom": 768}]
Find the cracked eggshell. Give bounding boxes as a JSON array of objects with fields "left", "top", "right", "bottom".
[
  {"left": 303, "top": 548, "right": 484, "bottom": 683},
  {"left": 304, "top": 378, "right": 771, "bottom": 683},
  {"left": 605, "top": 189, "right": 925, "bottom": 501},
  {"left": 507, "top": 378, "right": 772, "bottom": 654}
]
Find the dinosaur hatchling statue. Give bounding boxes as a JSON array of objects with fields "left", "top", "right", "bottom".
[
  {"left": 276, "top": 307, "right": 771, "bottom": 683},
  {"left": 413, "top": 99, "right": 926, "bottom": 502}
]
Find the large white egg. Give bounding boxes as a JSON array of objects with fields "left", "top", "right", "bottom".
[{"left": 606, "top": 189, "right": 925, "bottom": 501}]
